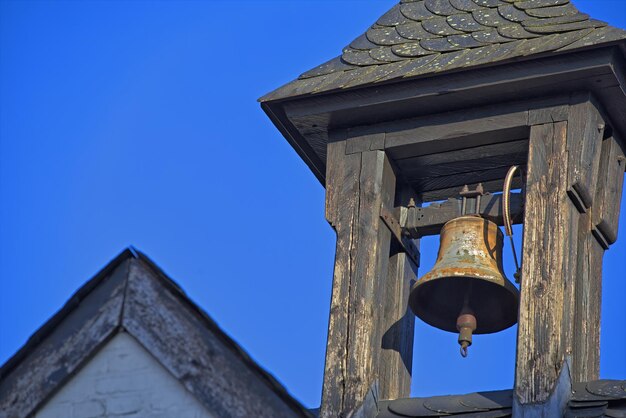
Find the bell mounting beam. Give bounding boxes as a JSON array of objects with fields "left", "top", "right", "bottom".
[{"left": 402, "top": 192, "right": 525, "bottom": 239}]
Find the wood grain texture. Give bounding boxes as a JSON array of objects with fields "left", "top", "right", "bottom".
[
  {"left": 346, "top": 131, "right": 386, "bottom": 155},
  {"left": 384, "top": 107, "right": 529, "bottom": 158},
  {"left": 528, "top": 104, "right": 569, "bottom": 125},
  {"left": 572, "top": 134, "right": 625, "bottom": 381},
  {"left": 592, "top": 135, "right": 626, "bottom": 246},
  {"left": 322, "top": 142, "right": 404, "bottom": 416},
  {"left": 515, "top": 121, "right": 579, "bottom": 406},
  {"left": 566, "top": 93, "right": 604, "bottom": 211},
  {"left": 395, "top": 139, "right": 528, "bottom": 175},
  {"left": 572, "top": 212, "right": 604, "bottom": 383},
  {"left": 379, "top": 204, "right": 418, "bottom": 400}
]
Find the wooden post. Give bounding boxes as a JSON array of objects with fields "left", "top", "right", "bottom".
[
  {"left": 321, "top": 137, "right": 414, "bottom": 417},
  {"left": 573, "top": 135, "right": 625, "bottom": 382},
  {"left": 379, "top": 198, "right": 418, "bottom": 401},
  {"left": 514, "top": 96, "right": 607, "bottom": 416},
  {"left": 514, "top": 121, "right": 577, "bottom": 416}
]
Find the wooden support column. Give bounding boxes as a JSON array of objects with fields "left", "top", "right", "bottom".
[
  {"left": 514, "top": 121, "right": 578, "bottom": 417},
  {"left": 514, "top": 95, "right": 606, "bottom": 416},
  {"left": 321, "top": 138, "right": 413, "bottom": 417},
  {"left": 379, "top": 190, "right": 419, "bottom": 401},
  {"left": 573, "top": 135, "right": 625, "bottom": 382}
]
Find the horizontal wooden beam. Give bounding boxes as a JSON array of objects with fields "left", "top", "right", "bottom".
[
  {"left": 403, "top": 192, "right": 524, "bottom": 238},
  {"left": 409, "top": 166, "right": 526, "bottom": 201},
  {"left": 395, "top": 139, "right": 528, "bottom": 173},
  {"left": 384, "top": 109, "right": 529, "bottom": 158},
  {"left": 417, "top": 176, "right": 524, "bottom": 203}
]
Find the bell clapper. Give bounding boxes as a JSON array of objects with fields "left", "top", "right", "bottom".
[
  {"left": 457, "top": 311, "right": 477, "bottom": 358},
  {"left": 456, "top": 290, "right": 477, "bottom": 358}
]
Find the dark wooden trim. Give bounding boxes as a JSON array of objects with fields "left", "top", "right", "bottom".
[{"left": 261, "top": 102, "right": 326, "bottom": 184}]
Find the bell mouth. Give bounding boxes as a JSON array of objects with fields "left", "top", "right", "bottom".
[{"left": 409, "top": 276, "right": 519, "bottom": 334}]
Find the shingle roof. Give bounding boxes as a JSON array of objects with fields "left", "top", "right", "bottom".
[
  {"left": 261, "top": 0, "right": 626, "bottom": 102},
  {"left": 377, "top": 380, "right": 626, "bottom": 417},
  {"left": 0, "top": 248, "right": 311, "bottom": 418}
]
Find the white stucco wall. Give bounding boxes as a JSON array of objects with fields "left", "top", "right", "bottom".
[{"left": 35, "top": 332, "right": 215, "bottom": 418}]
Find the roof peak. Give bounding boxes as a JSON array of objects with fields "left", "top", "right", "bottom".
[{"left": 0, "top": 248, "right": 310, "bottom": 418}]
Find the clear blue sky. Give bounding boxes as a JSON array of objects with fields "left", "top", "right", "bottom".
[{"left": 1, "top": 0, "right": 624, "bottom": 409}]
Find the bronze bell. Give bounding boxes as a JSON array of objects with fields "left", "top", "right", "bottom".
[{"left": 408, "top": 215, "right": 519, "bottom": 357}]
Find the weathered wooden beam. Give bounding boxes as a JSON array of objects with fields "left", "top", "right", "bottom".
[
  {"left": 592, "top": 135, "right": 626, "bottom": 247},
  {"left": 321, "top": 140, "right": 406, "bottom": 416},
  {"left": 384, "top": 107, "right": 529, "bottom": 159},
  {"left": 528, "top": 103, "right": 569, "bottom": 126},
  {"left": 572, "top": 134, "right": 625, "bottom": 383},
  {"left": 403, "top": 192, "right": 524, "bottom": 238},
  {"left": 514, "top": 121, "right": 580, "bottom": 416},
  {"left": 379, "top": 201, "right": 418, "bottom": 401},
  {"left": 418, "top": 176, "right": 524, "bottom": 203},
  {"left": 410, "top": 166, "right": 525, "bottom": 198},
  {"left": 566, "top": 93, "right": 605, "bottom": 212},
  {"left": 515, "top": 95, "right": 607, "bottom": 415},
  {"left": 395, "top": 139, "right": 528, "bottom": 178},
  {"left": 572, "top": 212, "right": 604, "bottom": 383}
]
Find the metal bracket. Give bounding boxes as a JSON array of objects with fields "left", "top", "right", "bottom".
[
  {"left": 380, "top": 206, "right": 420, "bottom": 267},
  {"left": 403, "top": 192, "right": 525, "bottom": 238}
]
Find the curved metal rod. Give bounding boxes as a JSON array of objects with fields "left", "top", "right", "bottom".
[{"left": 503, "top": 166, "right": 522, "bottom": 283}]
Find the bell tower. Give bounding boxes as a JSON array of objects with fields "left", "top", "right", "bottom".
[{"left": 261, "top": 1, "right": 626, "bottom": 417}]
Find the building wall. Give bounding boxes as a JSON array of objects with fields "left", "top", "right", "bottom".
[{"left": 35, "top": 332, "right": 214, "bottom": 418}]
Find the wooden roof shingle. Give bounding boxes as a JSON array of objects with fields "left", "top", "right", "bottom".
[
  {"left": 260, "top": 0, "right": 626, "bottom": 102},
  {"left": 375, "top": 381, "right": 626, "bottom": 417}
]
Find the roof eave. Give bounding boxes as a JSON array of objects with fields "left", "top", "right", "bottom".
[{"left": 261, "top": 43, "right": 626, "bottom": 186}]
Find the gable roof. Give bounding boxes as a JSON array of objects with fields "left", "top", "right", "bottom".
[
  {"left": 377, "top": 381, "right": 626, "bottom": 417},
  {"left": 0, "top": 248, "right": 311, "bottom": 418},
  {"left": 261, "top": 0, "right": 626, "bottom": 102}
]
